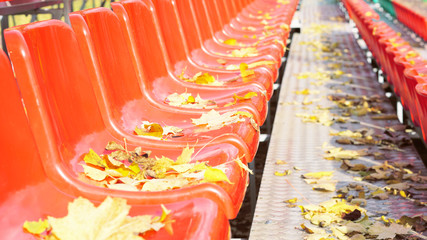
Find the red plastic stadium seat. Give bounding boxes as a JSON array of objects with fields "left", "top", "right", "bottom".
[
  {"left": 5, "top": 20, "right": 251, "bottom": 220},
  {"left": 0, "top": 49, "right": 231, "bottom": 239},
  {"left": 112, "top": 0, "right": 270, "bottom": 120},
  {"left": 147, "top": 0, "right": 276, "bottom": 98}
]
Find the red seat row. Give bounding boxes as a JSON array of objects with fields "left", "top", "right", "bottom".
[
  {"left": 0, "top": 0, "right": 298, "bottom": 239},
  {"left": 342, "top": 0, "right": 427, "bottom": 141},
  {"left": 393, "top": 1, "right": 427, "bottom": 41}
]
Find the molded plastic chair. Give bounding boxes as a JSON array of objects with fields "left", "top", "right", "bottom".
[
  {"left": 10, "top": 16, "right": 260, "bottom": 160},
  {"left": 191, "top": 0, "right": 284, "bottom": 62},
  {"left": 404, "top": 66, "right": 427, "bottom": 126},
  {"left": 70, "top": 6, "right": 267, "bottom": 126},
  {"left": 151, "top": 0, "right": 277, "bottom": 97},
  {"left": 110, "top": 0, "right": 271, "bottom": 117},
  {"left": 5, "top": 20, "right": 251, "bottom": 219},
  {"left": 175, "top": 0, "right": 280, "bottom": 76},
  {"left": 211, "top": 0, "right": 287, "bottom": 55},
  {"left": 229, "top": 0, "right": 298, "bottom": 25},
  {"left": 0, "top": 49, "right": 231, "bottom": 239},
  {"left": 415, "top": 83, "right": 427, "bottom": 142}
]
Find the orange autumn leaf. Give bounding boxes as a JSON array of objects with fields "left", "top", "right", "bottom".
[
  {"left": 80, "top": 142, "right": 232, "bottom": 192},
  {"left": 23, "top": 219, "right": 49, "bottom": 235},
  {"left": 178, "top": 68, "right": 223, "bottom": 86},
  {"left": 134, "top": 121, "right": 183, "bottom": 139},
  {"left": 216, "top": 58, "right": 227, "bottom": 65},
  {"left": 23, "top": 197, "right": 171, "bottom": 240},
  {"left": 240, "top": 63, "right": 255, "bottom": 78},
  {"left": 204, "top": 167, "right": 232, "bottom": 184},
  {"left": 223, "top": 38, "right": 237, "bottom": 46},
  {"left": 230, "top": 47, "right": 258, "bottom": 57},
  {"left": 224, "top": 91, "right": 258, "bottom": 107}
]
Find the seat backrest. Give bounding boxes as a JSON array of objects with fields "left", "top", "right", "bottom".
[
  {"left": 110, "top": 0, "right": 181, "bottom": 74},
  {"left": 174, "top": 0, "right": 206, "bottom": 51},
  {"left": 185, "top": 0, "right": 215, "bottom": 41},
  {"left": 69, "top": 8, "right": 147, "bottom": 119},
  {"left": 147, "top": 0, "right": 190, "bottom": 64},
  {"left": 5, "top": 20, "right": 107, "bottom": 157},
  {"left": 214, "top": 0, "right": 232, "bottom": 25},
  {"left": 0, "top": 49, "right": 45, "bottom": 202},
  {"left": 202, "top": 0, "right": 224, "bottom": 33}
]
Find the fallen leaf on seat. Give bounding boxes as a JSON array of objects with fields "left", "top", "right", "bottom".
[
  {"left": 204, "top": 167, "right": 232, "bottom": 184},
  {"left": 80, "top": 143, "right": 236, "bottom": 192},
  {"left": 242, "top": 26, "right": 257, "bottom": 31},
  {"left": 223, "top": 38, "right": 237, "bottom": 46},
  {"left": 230, "top": 47, "right": 259, "bottom": 57},
  {"left": 216, "top": 58, "right": 227, "bottom": 65},
  {"left": 23, "top": 197, "right": 171, "bottom": 240},
  {"left": 277, "top": 0, "right": 290, "bottom": 4},
  {"left": 166, "top": 93, "right": 216, "bottom": 109},
  {"left": 83, "top": 149, "right": 107, "bottom": 168},
  {"left": 82, "top": 165, "right": 109, "bottom": 181},
  {"left": 239, "top": 63, "right": 255, "bottom": 78},
  {"left": 192, "top": 109, "right": 256, "bottom": 130},
  {"left": 248, "top": 60, "right": 277, "bottom": 69},
  {"left": 224, "top": 91, "right": 258, "bottom": 107},
  {"left": 178, "top": 69, "right": 223, "bottom": 86},
  {"left": 134, "top": 121, "right": 183, "bottom": 140},
  {"left": 23, "top": 219, "right": 50, "bottom": 235},
  {"left": 280, "top": 23, "right": 290, "bottom": 31}
]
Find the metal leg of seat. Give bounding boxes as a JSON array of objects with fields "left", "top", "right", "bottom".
[
  {"left": 1, "top": 15, "right": 9, "bottom": 52},
  {"left": 63, "top": 0, "right": 71, "bottom": 24},
  {"left": 248, "top": 160, "right": 257, "bottom": 214}
]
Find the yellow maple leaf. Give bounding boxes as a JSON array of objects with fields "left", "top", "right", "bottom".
[
  {"left": 294, "top": 89, "right": 320, "bottom": 95},
  {"left": 324, "top": 147, "right": 362, "bottom": 160},
  {"left": 302, "top": 171, "right": 334, "bottom": 179},
  {"left": 134, "top": 122, "right": 163, "bottom": 138},
  {"left": 84, "top": 149, "right": 106, "bottom": 168},
  {"left": 247, "top": 60, "right": 276, "bottom": 69},
  {"left": 142, "top": 178, "right": 189, "bottom": 191},
  {"left": 240, "top": 63, "right": 255, "bottom": 78},
  {"left": 224, "top": 91, "right": 258, "bottom": 107},
  {"left": 274, "top": 170, "right": 292, "bottom": 176},
  {"left": 193, "top": 72, "right": 216, "bottom": 85},
  {"left": 178, "top": 69, "right": 223, "bottom": 86},
  {"left": 45, "top": 197, "right": 167, "bottom": 240},
  {"left": 223, "top": 38, "right": 237, "bottom": 45},
  {"left": 23, "top": 219, "right": 50, "bottom": 235},
  {"left": 166, "top": 93, "right": 216, "bottom": 109},
  {"left": 191, "top": 109, "right": 252, "bottom": 130},
  {"left": 176, "top": 146, "right": 194, "bottom": 164},
  {"left": 204, "top": 167, "right": 232, "bottom": 184},
  {"left": 231, "top": 47, "right": 258, "bottom": 57},
  {"left": 216, "top": 58, "right": 227, "bottom": 65},
  {"left": 82, "top": 165, "right": 109, "bottom": 181},
  {"left": 134, "top": 121, "right": 183, "bottom": 139},
  {"left": 152, "top": 156, "right": 174, "bottom": 177},
  {"left": 285, "top": 198, "right": 298, "bottom": 203},
  {"left": 280, "top": 23, "right": 290, "bottom": 31}
]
